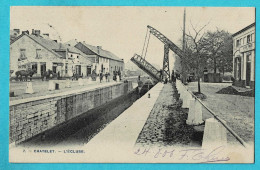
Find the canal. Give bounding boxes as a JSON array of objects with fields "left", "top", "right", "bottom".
[{"left": 20, "top": 88, "right": 140, "bottom": 147}]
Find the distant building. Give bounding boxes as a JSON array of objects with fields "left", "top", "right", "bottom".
[
  {"left": 202, "top": 68, "right": 222, "bottom": 83},
  {"left": 232, "top": 23, "right": 255, "bottom": 89},
  {"left": 73, "top": 41, "right": 124, "bottom": 75},
  {"left": 10, "top": 30, "right": 92, "bottom": 78}
]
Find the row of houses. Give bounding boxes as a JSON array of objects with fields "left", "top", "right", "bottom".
[{"left": 10, "top": 29, "right": 124, "bottom": 78}]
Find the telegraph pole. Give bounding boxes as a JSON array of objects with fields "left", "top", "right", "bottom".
[
  {"left": 182, "top": 8, "right": 186, "bottom": 52},
  {"left": 182, "top": 8, "right": 187, "bottom": 83}
]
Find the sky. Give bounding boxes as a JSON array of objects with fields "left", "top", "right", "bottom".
[{"left": 10, "top": 6, "right": 255, "bottom": 69}]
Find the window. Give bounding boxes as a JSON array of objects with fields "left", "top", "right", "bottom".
[
  {"left": 76, "top": 65, "right": 81, "bottom": 75},
  {"left": 243, "top": 37, "right": 246, "bottom": 44},
  {"left": 247, "top": 35, "right": 251, "bottom": 43},
  {"left": 77, "top": 56, "right": 79, "bottom": 59},
  {"left": 19, "top": 49, "right": 27, "bottom": 61},
  {"left": 236, "top": 39, "right": 240, "bottom": 47},
  {"left": 36, "top": 49, "right": 41, "bottom": 59}
]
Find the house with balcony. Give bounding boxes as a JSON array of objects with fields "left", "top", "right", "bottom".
[{"left": 232, "top": 23, "right": 255, "bottom": 89}]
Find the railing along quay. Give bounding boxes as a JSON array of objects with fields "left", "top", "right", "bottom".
[{"left": 175, "top": 79, "right": 248, "bottom": 148}]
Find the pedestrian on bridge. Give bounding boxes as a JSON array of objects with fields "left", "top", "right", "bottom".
[
  {"left": 159, "top": 69, "right": 163, "bottom": 82},
  {"left": 171, "top": 71, "right": 176, "bottom": 84}
]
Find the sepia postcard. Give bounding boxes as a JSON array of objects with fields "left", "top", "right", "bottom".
[{"left": 9, "top": 6, "right": 255, "bottom": 163}]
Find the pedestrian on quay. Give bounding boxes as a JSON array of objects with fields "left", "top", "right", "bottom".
[
  {"left": 72, "top": 72, "right": 75, "bottom": 81},
  {"left": 105, "top": 72, "right": 108, "bottom": 82},
  {"left": 57, "top": 71, "right": 60, "bottom": 80},
  {"left": 113, "top": 71, "right": 117, "bottom": 81},
  {"left": 118, "top": 70, "right": 121, "bottom": 81},
  {"left": 100, "top": 72, "right": 103, "bottom": 83},
  {"left": 107, "top": 72, "right": 110, "bottom": 82}
]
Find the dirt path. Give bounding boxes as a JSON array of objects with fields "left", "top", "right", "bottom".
[{"left": 186, "top": 82, "right": 254, "bottom": 144}]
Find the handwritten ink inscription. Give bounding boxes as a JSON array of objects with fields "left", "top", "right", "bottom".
[{"left": 134, "top": 146, "right": 230, "bottom": 163}]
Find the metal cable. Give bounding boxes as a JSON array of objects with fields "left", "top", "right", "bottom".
[
  {"left": 144, "top": 31, "right": 151, "bottom": 59},
  {"left": 141, "top": 27, "right": 149, "bottom": 57}
]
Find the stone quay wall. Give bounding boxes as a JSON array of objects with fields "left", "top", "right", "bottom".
[{"left": 9, "top": 81, "right": 133, "bottom": 145}]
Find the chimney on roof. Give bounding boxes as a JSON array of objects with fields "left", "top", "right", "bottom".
[
  {"left": 22, "top": 30, "right": 29, "bottom": 35},
  {"left": 13, "top": 29, "right": 20, "bottom": 34},
  {"left": 97, "top": 46, "right": 102, "bottom": 54},
  {"left": 53, "top": 40, "right": 58, "bottom": 43},
  {"left": 31, "top": 29, "right": 35, "bottom": 35},
  {"left": 43, "top": 33, "right": 49, "bottom": 37},
  {"left": 35, "top": 30, "right": 40, "bottom": 36}
]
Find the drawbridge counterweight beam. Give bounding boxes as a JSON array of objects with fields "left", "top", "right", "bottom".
[
  {"left": 131, "top": 25, "right": 185, "bottom": 82},
  {"left": 147, "top": 25, "right": 185, "bottom": 58}
]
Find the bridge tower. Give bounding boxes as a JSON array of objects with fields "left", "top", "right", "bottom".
[{"left": 163, "top": 45, "right": 170, "bottom": 80}]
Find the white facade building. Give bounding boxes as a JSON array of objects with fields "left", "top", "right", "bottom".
[{"left": 232, "top": 23, "right": 255, "bottom": 89}]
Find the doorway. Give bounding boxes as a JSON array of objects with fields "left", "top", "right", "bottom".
[
  {"left": 246, "top": 54, "right": 251, "bottom": 87},
  {"left": 87, "top": 66, "right": 91, "bottom": 76},
  {"left": 41, "top": 63, "right": 46, "bottom": 75},
  {"left": 76, "top": 65, "right": 81, "bottom": 75},
  {"left": 52, "top": 66, "right": 57, "bottom": 74}
]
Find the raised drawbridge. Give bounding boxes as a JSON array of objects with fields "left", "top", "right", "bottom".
[{"left": 131, "top": 25, "right": 185, "bottom": 82}]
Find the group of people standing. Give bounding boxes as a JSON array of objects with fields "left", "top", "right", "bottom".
[
  {"left": 98, "top": 70, "right": 121, "bottom": 83},
  {"left": 160, "top": 70, "right": 181, "bottom": 84},
  {"left": 98, "top": 72, "right": 110, "bottom": 83}
]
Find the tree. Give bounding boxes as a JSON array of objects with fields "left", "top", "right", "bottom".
[
  {"left": 219, "top": 34, "right": 233, "bottom": 75},
  {"left": 203, "top": 29, "right": 233, "bottom": 81},
  {"left": 183, "top": 21, "right": 209, "bottom": 93}
]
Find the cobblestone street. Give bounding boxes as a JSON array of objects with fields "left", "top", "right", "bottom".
[{"left": 135, "top": 83, "right": 197, "bottom": 147}]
